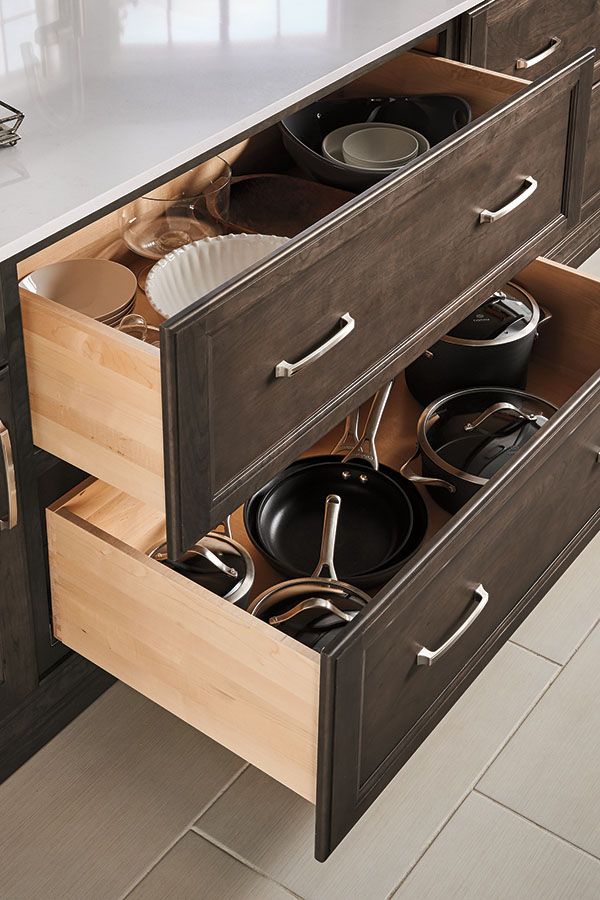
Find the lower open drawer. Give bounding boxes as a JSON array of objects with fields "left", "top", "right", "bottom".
[{"left": 46, "top": 258, "right": 600, "bottom": 860}]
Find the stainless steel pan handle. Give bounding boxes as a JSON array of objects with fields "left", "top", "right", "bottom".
[
  {"left": 312, "top": 494, "right": 341, "bottom": 580},
  {"left": 269, "top": 597, "right": 357, "bottom": 627},
  {"left": 0, "top": 419, "right": 17, "bottom": 531},
  {"left": 464, "top": 402, "right": 539, "bottom": 432},
  {"left": 417, "top": 584, "right": 489, "bottom": 666},
  {"left": 515, "top": 36, "right": 561, "bottom": 70},
  {"left": 332, "top": 409, "right": 361, "bottom": 455},
  {"left": 479, "top": 176, "right": 537, "bottom": 224},
  {"left": 342, "top": 381, "right": 394, "bottom": 470},
  {"left": 275, "top": 313, "right": 354, "bottom": 378},
  {"left": 400, "top": 445, "right": 456, "bottom": 493}
]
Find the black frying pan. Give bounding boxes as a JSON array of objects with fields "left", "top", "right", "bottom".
[{"left": 244, "top": 383, "right": 427, "bottom": 586}]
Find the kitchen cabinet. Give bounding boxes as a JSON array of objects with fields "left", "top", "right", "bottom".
[{"left": 1, "top": 0, "right": 600, "bottom": 864}]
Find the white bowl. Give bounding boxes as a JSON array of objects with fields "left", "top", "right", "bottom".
[
  {"left": 145, "top": 233, "right": 289, "bottom": 319},
  {"left": 322, "top": 123, "right": 429, "bottom": 174},
  {"left": 342, "top": 126, "right": 419, "bottom": 169},
  {"left": 19, "top": 258, "right": 137, "bottom": 320}
]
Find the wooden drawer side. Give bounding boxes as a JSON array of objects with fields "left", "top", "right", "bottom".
[
  {"left": 47, "top": 482, "right": 320, "bottom": 802},
  {"left": 21, "top": 289, "right": 165, "bottom": 512}
]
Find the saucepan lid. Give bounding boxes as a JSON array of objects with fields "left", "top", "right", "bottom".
[
  {"left": 418, "top": 388, "right": 558, "bottom": 484},
  {"left": 444, "top": 283, "right": 538, "bottom": 346}
]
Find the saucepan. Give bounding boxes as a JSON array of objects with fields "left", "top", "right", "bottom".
[{"left": 400, "top": 387, "right": 558, "bottom": 512}]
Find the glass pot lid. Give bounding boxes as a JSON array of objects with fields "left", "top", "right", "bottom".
[
  {"left": 444, "top": 283, "right": 538, "bottom": 345},
  {"left": 418, "top": 388, "right": 558, "bottom": 482}
]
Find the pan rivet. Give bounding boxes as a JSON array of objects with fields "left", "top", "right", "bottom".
[
  {"left": 342, "top": 471, "right": 351, "bottom": 479},
  {"left": 359, "top": 474, "right": 368, "bottom": 483}
]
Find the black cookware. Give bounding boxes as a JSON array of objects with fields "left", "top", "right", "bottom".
[
  {"left": 280, "top": 94, "right": 471, "bottom": 191},
  {"left": 244, "top": 385, "right": 429, "bottom": 586},
  {"left": 248, "top": 494, "right": 369, "bottom": 641},
  {"left": 401, "top": 388, "right": 558, "bottom": 512},
  {"left": 148, "top": 518, "right": 255, "bottom": 606},
  {"left": 405, "top": 284, "right": 552, "bottom": 406}
]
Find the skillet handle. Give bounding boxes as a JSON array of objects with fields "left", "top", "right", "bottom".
[
  {"left": 312, "top": 494, "right": 341, "bottom": 580},
  {"left": 400, "top": 445, "right": 456, "bottom": 493},
  {"left": 332, "top": 409, "right": 361, "bottom": 455},
  {"left": 342, "top": 381, "right": 394, "bottom": 470}
]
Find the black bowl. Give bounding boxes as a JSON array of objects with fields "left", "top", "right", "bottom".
[{"left": 279, "top": 94, "right": 472, "bottom": 190}]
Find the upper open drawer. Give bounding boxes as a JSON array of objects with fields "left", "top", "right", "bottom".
[{"left": 20, "top": 49, "right": 594, "bottom": 558}]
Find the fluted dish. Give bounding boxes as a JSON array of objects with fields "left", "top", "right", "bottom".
[{"left": 145, "top": 233, "right": 289, "bottom": 319}]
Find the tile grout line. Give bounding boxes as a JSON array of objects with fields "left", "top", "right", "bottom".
[
  {"left": 472, "top": 789, "right": 600, "bottom": 863},
  {"left": 507, "top": 638, "right": 564, "bottom": 666},
  {"left": 390, "top": 620, "right": 600, "bottom": 897},
  {"left": 119, "top": 762, "right": 250, "bottom": 899},
  {"left": 191, "top": 825, "right": 306, "bottom": 900}
]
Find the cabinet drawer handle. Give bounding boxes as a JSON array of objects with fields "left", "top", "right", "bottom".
[
  {"left": 479, "top": 176, "right": 537, "bottom": 224},
  {"left": 515, "top": 36, "right": 562, "bottom": 70},
  {"left": 416, "top": 584, "right": 489, "bottom": 667},
  {"left": 0, "top": 419, "right": 18, "bottom": 531},
  {"left": 275, "top": 313, "right": 355, "bottom": 378}
]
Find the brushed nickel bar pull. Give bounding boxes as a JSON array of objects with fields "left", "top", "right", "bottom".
[
  {"left": 479, "top": 176, "right": 538, "bottom": 224},
  {"left": 515, "top": 36, "right": 561, "bottom": 70},
  {"left": 275, "top": 313, "right": 355, "bottom": 378},
  {"left": 0, "top": 419, "right": 18, "bottom": 531},
  {"left": 416, "top": 584, "right": 489, "bottom": 666}
]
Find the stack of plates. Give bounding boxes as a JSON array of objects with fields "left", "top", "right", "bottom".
[{"left": 19, "top": 258, "right": 138, "bottom": 327}]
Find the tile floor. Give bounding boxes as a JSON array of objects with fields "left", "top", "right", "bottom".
[{"left": 1, "top": 253, "right": 600, "bottom": 900}]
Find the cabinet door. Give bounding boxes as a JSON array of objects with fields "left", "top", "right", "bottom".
[{"left": 0, "top": 365, "right": 36, "bottom": 716}]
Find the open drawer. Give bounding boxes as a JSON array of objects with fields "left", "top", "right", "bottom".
[
  {"left": 20, "top": 49, "right": 594, "bottom": 559},
  {"left": 47, "top": 257, "right": 600, "bottom": 860}
]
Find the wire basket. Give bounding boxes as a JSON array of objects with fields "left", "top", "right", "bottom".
[{"left": 0, "top": 101, "right": 24, "bottom": 148}]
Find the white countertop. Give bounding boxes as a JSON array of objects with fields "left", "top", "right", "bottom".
[{"left": 0, "top": 0, "right": 481, "bottom": 261}]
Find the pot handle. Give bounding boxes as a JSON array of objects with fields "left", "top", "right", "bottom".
[
  {"left": 400, "top": 445, "right": 456, "bottom": 493},
  {"left": 269, "top": 597, "right": 357, "bottom": 627},
  {"left": 537, "top": 306, "right": 553, "bottom": 329},
  {"left": 342, "top": 381, "right": 394, "bottom": 470},
  {"left": 185, "top": 545, "right": 238, "bottom": 579},
  {"left": 464, "top": 402, "right": 539, "bottom": 432}
]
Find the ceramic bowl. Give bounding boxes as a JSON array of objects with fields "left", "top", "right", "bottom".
[
  {"left": 145, "top": 233, "right": 289, "bottom": 319},
  {"left": 19, "top": 258, "right": 137, "bottom": 321},
  {"left": 322, "top": 124, "right": 429, "bottom": 175},
  {"left": 342, "top": 126, "right": 419, "bottom": 169}
]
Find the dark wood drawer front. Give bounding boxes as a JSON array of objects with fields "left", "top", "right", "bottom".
[
  {"left": 463, "top": 0, "right": 598, "bottom": 79},
  {"left": 162, "top": 53, "right": 592, "bottom": 557},
  {"left": 316, "top": 386, "right": 600, "bottom": 859},
  {"left": 583, "top": 80, "right": 600, "bottom": 209}
]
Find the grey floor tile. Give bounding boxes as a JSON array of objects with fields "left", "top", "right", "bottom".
[
  {"left": 479, "top": 622, "right": 600, "bottom": 858},
  {"left": 0, "top": 683, "right": 244, "bottom": 900},
  {"left": 196, "top": 643, "right": 557, "bottom": 900},
  {"left": 511, "top": 531, "right": 600, "bottom": 664},
  {"left": 578, "top": 248, "right": 600, "bottom": 277},
  {"left": 128, "top": 832, "right": 293, "bottom": 900},
  {"left": 394, "top": 792, "right": 600, "bottom": 900}
]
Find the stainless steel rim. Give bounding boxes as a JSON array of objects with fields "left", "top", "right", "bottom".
[
  {"left": 416, "top": 387, "right": 558, "bottom": 486},
  {"left": 148, "top": 531, "right": 255, "bottom": 604},
  {"left": 441, "top": 282, "right": 539, "bottom": 347}
]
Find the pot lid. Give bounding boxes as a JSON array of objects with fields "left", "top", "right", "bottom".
[
  {"left": 149, "top": 532, "right": 254, "bottom": 605},
  {"left": 445, "top": 285, "right": 536, "bottom": 344},
  {"left": 420, "top": 388, "right": 558, "bottom": 483}
]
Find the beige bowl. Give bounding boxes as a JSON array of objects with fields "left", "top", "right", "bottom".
[
  {"left": 342, "top": 126, "right": 419, "bottom": 169},
  {"left": 19, "top": 258, "right": 137, "bottom": 321}
]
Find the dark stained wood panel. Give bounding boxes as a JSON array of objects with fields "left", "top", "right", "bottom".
[
  {"left": 316, "top": 381, "right": 600, "bottom": 859},
  {"left": 162, "top": 52, "right": 593, "bottom": 557},
  {"left": 462, "top": 0, "right": 599, "bottom": 78},
  {"left": 583, "top": 80, "right": 600, "bottom": 208}
]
